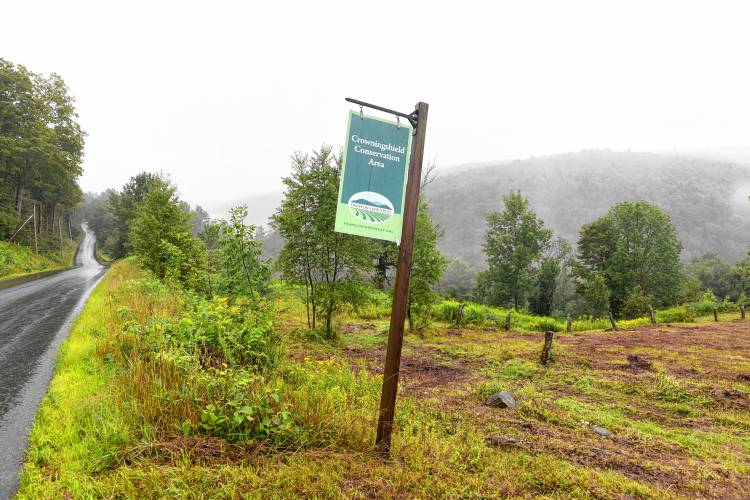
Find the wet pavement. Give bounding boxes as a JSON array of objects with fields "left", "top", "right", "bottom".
[{"left": 0, "top": 225, "right": 106, "bottom": 498}]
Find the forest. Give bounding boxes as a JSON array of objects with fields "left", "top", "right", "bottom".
[{"left": 0, "top": 59, "right": 84, "bottom": 248}]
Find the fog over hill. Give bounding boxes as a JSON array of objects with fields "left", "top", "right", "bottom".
[
  {"left": 217, "top": 150, "right": 750, "bottom": 266},
  {"left": 426, "top": 150, "right": 750, "bottom": 267},
  {"left": 206, "top": 190, "right": 283, "bottom": 228}
]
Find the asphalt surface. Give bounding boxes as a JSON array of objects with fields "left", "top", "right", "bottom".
[{"left": 0, "top": 225, "right": 106, "bottom": 498}]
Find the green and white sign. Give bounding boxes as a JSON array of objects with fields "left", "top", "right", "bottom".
[{"left": 335, "top": 111, "right": 412, "bottom": 242}]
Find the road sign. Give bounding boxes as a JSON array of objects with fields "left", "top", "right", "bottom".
[{"left": 334, "top": 111, "right": 412, "bottom": 242}]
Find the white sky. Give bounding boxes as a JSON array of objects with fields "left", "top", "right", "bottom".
[{"left": 3, "top": 1, "right": 750, "bottom": 210}]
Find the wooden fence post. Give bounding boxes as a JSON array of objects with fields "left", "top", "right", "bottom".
[
  {"left": 741, "top": 305, "right": 746, "bottom": 320},
  {"left": 608, "top": 312, "right": 617, "bottom": 331},
  {"left": 648, "top": 305, "right": 656, "bottom": 324},
  {"left": 713, "top": 305, "right": 718, "bottom": 322},
  {"left": 504, "top": 310, "right": 511, "bottom": 331},
  {"left": 540, "top": 331, "right": 555, "bottom": 365},
  {"left": 456, "top": 302, "right": 465, "bottom": 328},
  {"left": 566, "top": 314, "right": 572, "bottom": 333}
]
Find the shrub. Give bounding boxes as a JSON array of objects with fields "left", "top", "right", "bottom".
[
  {"left": 528, "top": 317, "right": 561, "bottom": 332},
  {"left": 432, "top": 300, "right": 461, "bottom": 323},
  {"left": 136, "top": 292, "right": 283, "bottom": 372},
  {"left": 198, "top": 371, "right": 296, "bottom": 443},
  {"left": 352, "top": 287, "right": 391, "bottom": 320},
  {"left": 621, "top": 285, "right": 652, "bottom": 319},
  {"left": 656, "top": 304, "right": 695, "bottom": 323}
]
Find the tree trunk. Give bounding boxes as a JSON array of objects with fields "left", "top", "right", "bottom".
[
  {"left": 304, "top": 281, "right": 311, "bottom": 328},
  {"left": 407, "top": 300, "right": 413, "bottom": 329},
  {"left": 325, "top": 299, "right": 334, "bottom": 338},
  {"left": 15, "top": 184, "right": 24, "bottom": 216},
  {"left": 377, "top": 254, "right": 388, "bottom": 290}
]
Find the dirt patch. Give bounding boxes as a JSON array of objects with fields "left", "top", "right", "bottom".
[
  {"left": 342, "top": 343, "right": 480, "bottom": 401},
  {"left": 342, "top": 323, "right": 377, "bottom": 333},
  {"left": 625, "top": 354, "right": 653, "bottom": 373},
  {"left": 557, "top": 322, "right": 750, "bottom": 381},
  {"left": 340, "top": 321, "right": 750, "bottom": 497},
  {"left": 400, "top": 355, "right": 469, "bottom": 393}
]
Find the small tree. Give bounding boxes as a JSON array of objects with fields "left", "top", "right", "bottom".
[
  {"left": 683, "top": 253, "right": 738, "bottom": 300},
  {"left": 575, "top": 201, "right": 682, "bottom": 313},
  {"left": 272, "top": 146, "right": 372, "bottom": 339},
  {"left": 621, "top": 285, "right": 653, "bottom": 319},
  {"left": 733, "top": 254, "right": 750, "bottom": 299},
  {"left": 407, "top": 195, "right": 447, "bottom": 329},
  {"left": 530, "top": 236, "right": 571, "bottom": 316},
  {"left": 216, "top": 205, "right": 270, "bottom": 303},
  {"left": 130, "top": 178, "right": 206, "bottom": 289},
  {"left": 580, "top": 272, "right": 610, "bottom": 318},
  {"left": 109, "top": 172, "right": 164, "bottom": 258},
  {"left": 482, "top": 191, "right": 551, "bottom": 309}
]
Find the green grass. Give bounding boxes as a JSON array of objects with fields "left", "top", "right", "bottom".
[
  {"left": 18, "top": 261, "right": 750, "bottom": 498},
  {"left": 0, "top": 239, "right": 78, "bottom": 280}
]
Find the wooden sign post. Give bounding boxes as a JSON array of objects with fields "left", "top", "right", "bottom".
[
  {"left": 337, "top": 97, "right": 429, "bottom": 456},
  {"left": 375, "top": 101, "right": 428, "bottom": 456}
]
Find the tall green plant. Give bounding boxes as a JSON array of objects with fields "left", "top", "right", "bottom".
[
  {"left": 407, "top": 195, "right": 447, "bottom": 329},
  {"left": 215, "top": 205, "right": 271, "bottom": 303},
  {"left": 272, "top": 146, "right": 373, "bottom": 339}
]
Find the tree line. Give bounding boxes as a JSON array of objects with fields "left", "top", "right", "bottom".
[
  {"left": 83, "top": 143, "right": 750, "bottom": 336},
  {"left": 81, "top": 145, "right": 446, "bottom": 340},
  {"left": 448, "top": 191, "right": 750, "bottom": 319},
  {"left": 0, "top": 58, "right": 84, "bottom": 249}
]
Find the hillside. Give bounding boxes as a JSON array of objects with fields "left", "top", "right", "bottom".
[
  {"left": 0, "top": 240, "right": 79, "bottom": 281},
  {"left": 425, "top": 150, "right": 750, "bottom": 267},
  {"left": 228, "top": 150, "right": 750, "bottom": 267}
]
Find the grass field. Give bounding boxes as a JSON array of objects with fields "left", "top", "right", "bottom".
[{"left": 17, "top": 260, "right": 750, "bottom": 498}]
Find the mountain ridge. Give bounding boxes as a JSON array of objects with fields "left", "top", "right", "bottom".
[{"left": 218, "top": 150, "right": 750, "bottom": 266}]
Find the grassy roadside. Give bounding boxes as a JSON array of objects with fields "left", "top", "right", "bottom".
[
  {"left": 18, "top": 259, "right": 750, "bottom": 498},
  {"left": 0, "top": 239, "right": 79, "bottom": 281}
]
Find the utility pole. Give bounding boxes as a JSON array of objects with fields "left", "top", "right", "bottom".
[
  {"left": 58, "top": 214, "right": 64, "bottom": 262},
  {"left": 374, "top": 101, "right": 428, "bottom": 456},
  {"left": 33, "top": 204, "right": 38, "bottom": 255}
]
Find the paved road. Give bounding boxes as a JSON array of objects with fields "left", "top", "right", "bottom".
[{"left": 0, "top": 225, "right": 106, "bottom": 498}]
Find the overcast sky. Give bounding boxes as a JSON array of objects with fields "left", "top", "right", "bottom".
[{"left": 3, "top": 1, "right": 750, "bottom": 212}]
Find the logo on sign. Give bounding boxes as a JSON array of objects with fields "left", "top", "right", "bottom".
[{"left": 347, "top": 191, "right": 394, "bottom": 224}]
